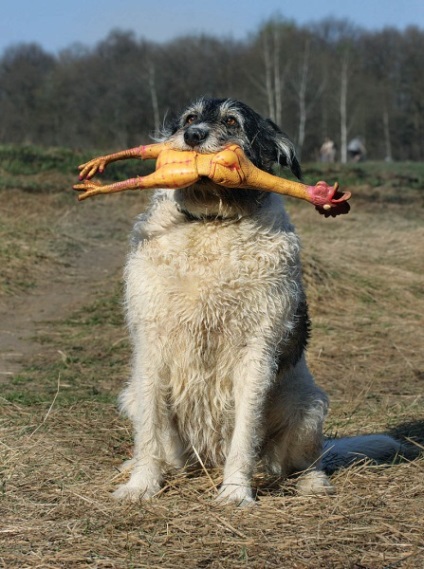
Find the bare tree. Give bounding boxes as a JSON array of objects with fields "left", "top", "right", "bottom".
[
  {"left": 296, "top": 40, "right": 310, "bottom": 152},
  {"left": 0, "top": 19, "right": 423, "bottom": 159},
  {"left": 251, "top": 20, "right": 292, "bottom": 125},
  {"left": 339, "top": 53, "right": 349, "bottom": 163},
  {"left": 262, "top": 27, "right": 285, "bottom": 124},
  {"left": 288, "top": 36, "right": 326, "bottom": 158},
  {"left": 382, "top": 106, "right": 392, "bottom": 161},
  {"left": 147, "top": 61, "right": 160, "bottom": 133},
  {"left": 0, "top": 43, "right": 55, "bottom": 144}
]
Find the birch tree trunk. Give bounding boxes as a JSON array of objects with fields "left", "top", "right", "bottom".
[
  {"left": 148, "top": 61, "right": 160, "bottom": 134},
  {"left": 383, "top": 105, "right": 392, "bottom": 161},
  {"left": 263, "top": 36, "right": 276, "bottom": 122},
  {"left": 262, "top": 28, "right": 285, "bottom": 125},
  {"left": 273, "top": 28, "right": 283, "bottom": 126},
  {"left": 340, "top": 55, "right": 349, "bottom": 164},
  {"left": 297, "top": 41, "right": 310, "bottom": 156}
]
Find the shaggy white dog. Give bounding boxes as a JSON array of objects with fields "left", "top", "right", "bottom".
[{"left": 88, "top": 98, "right": 405, "bottom": 505}]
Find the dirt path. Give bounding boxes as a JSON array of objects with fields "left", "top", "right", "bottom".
[
  {"left": 0, "top": 189, "right": 132, "bottom": 382},
  {"left": 0, "top": 238, "right": 127, "bottom": 379}
]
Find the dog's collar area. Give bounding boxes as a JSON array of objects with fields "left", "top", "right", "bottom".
[{"left": 177, "top": 205, "right": 240, "bottom": 223}]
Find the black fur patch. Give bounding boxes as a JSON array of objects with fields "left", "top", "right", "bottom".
[{"left": 277, "top": 299, "right": 311, "bottom": 370}]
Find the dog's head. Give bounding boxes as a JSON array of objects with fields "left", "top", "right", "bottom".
[{"left": 163, "top": 98, "right": 302, "bottom": 180}]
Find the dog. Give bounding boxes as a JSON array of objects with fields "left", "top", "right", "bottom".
[{"left": 113, "top": 98, "right": 409, "bottom": 504}]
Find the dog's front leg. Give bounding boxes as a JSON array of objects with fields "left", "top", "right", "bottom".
[
  {"left": 113, "top": 351, "right": 169, "bottom": 502},
  {"left": 218, "top": 349, "right": 272, "bottom": 506}
]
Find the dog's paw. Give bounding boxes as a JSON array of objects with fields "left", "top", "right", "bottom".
[
  {"left": 112, "top": 480, "right": 160, "bottom": 502},
  {"left": 117, "top": 457, "right": 136, "bottom": 473},
  {"left": 296, "top": 470, "right": 334, "bottom": 496},
  {"left": 217, "top": 484, "right": 255, "bottom": 507}
]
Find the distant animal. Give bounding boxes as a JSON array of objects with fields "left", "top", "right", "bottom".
[{"left": 83, "top": 98, "right": 412, "bottom": 504}]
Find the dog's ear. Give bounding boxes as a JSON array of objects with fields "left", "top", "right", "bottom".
[{"left": 265, "top": 119, "right": 302, "bottom": 180}]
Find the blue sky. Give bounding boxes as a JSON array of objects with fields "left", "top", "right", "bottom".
[{"left": 1, "top": 0, "right": 424, "bottom": 55}]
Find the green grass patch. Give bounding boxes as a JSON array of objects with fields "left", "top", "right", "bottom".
[
  {"left": 0, "top": 144, "right": 154, "bottom": 191},
  {"left": 301, "top": 160, "right": 424, "bottom": 191}
]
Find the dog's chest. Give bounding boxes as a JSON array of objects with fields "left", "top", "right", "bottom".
[
  {"left": 126, "top": 214, "right": 301, "bottom": 462},
  {"left": 138, "top": 220, "right": 295, "bottom": 307},
  {"left": 127, "top": 213, "right": 301, "bottom": 351}
]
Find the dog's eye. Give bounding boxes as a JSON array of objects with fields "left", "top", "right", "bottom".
[
  {"left": 225, "top": 116, "right": 238, "bottom": 127},
  {"left": 185, "top": 114, "right": 197, "bottom": 125}
]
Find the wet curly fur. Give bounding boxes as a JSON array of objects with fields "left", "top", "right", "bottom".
[{"left": 114, "top": 98, "right": 404, "bottom": 504}]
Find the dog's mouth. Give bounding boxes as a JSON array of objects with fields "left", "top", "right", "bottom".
[{"left": 187, "top": 176, "right": 225, "bottom": 194}]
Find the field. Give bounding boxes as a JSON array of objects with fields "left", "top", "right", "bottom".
[{"left": 1, "top": 148, "right": 423, "bottom": 568}]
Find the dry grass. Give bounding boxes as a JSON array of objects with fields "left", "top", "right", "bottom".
[
  {"left": 0, "top": 175, "right": 150, "bottom": 299},
  {"left": 1, "top": 171, "right": 423, "bottom": 568},
  {"left": 0, "top": 188, "right": 69, "bottom": 296}
]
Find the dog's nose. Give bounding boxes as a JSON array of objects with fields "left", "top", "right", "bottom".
[{"left": 184, "top": 126, "right": 209, "bottom": 147}]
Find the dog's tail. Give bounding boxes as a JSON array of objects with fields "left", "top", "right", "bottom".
[{"left": 321, "top": 434, "right": 420, "bottom": 474}]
